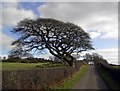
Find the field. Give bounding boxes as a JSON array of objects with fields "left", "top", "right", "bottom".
[
  {"left": 1, "top": 62, "right": 65, "bottom": 70},
  {"left": 112, "top": 66, "right": 120, "bottom": 69}
]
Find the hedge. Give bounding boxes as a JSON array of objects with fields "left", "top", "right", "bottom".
[
  {"left": 98, "top": 63, "right": 120, "bottom": 87},
  {"left": 2, "top": 61, "right": 83, "bottom": 90}
]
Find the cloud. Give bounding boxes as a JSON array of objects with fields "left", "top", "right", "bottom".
[
  {"left": 1, "top": 0, "right": 119, "bottom": 2},
  {"left": 89, "top": 31, "right": 101, "bottom": 39},
  {"left": 34, "top": 53, "right": 52, "bottom": 59},
  {"left": 93, "top": 48, "right": 118, "bottom": 65},
  {"left": 2, "top": 0, "right": 19, "bottom": 2},
  {"left": 101, "top": 31, "right": 118, "bottom": 39},
  {"left": 38, "top": 2, "right": 118, "bottom": 39},
  {"left": 1, "top": 1, "right": 36, "bottom": 50},
  {"left": 2, "top": 2, "right": 36, "bottom": 26},
  {"left": 0, "top": 54, "right": 8, "bottom": 59},
  {"left": 0, "top": 31, "right": 15, "bottom": 50},
  {"left": 0, "top": 25, "right": 2, "bottom": 31}
]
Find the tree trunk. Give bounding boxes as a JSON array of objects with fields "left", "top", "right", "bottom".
[
  {"left": 65, "top": 55, "right": 74, "bottom": 67},
  {"left": 68, "top": 60, "right": 73, "bottom": 66}
]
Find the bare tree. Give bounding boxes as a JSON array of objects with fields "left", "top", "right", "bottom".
[{"left": 10, "top": 18, "right": 94, "bottom": 66}]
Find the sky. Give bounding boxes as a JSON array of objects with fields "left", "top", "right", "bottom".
[{"left": 0, "top": 0, "right": 119, "bottom": 65}]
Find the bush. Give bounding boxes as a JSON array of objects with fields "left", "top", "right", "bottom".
[{"left": 3, "top": 57, "right": 56, "bottom": 63}]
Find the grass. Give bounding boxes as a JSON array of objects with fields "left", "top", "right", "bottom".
[
  {"left": 50, "top": 65, "right": 88, "bottom": 91},
  {"left": 1, "top": 62, "right": 65, "bottom": 70},
  {"left": 1, "top": 62, "right": 48, "bottom": 70},
  {"left": 112, "top": 66, "right": 120, "bottom": 69},
  {"left": 97, "top": 67, "right": 120, "bottom": 91}
]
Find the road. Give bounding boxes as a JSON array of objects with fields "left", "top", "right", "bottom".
[
  {"left": 72, "top": 65, "right": 108, "bottom": 89},
  {"left": 0, "top": 71, "right": 1, "bottom": 90}
]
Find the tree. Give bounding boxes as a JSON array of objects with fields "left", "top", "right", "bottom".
[
  {"left": 0, "top": 56, "right": 1, "bottom": 61},
  {"left": 83, "top": 53, "right": 93, "bottom": 62},
  {"left": 9, "top": 44, "right": 26, "bottom": 58},
  {"left": 22, "top": 53, "right": 34, "bottom": 58},
  {"left": 72, "top": 54, "right": 80, "bottom": 59},
  {"left": 10, "top": 18, "right": 94, "bottom": 66},
  {"left": 49, "top": 56, "right": 54, "bottom": 61},
  {"left": 53, "top": 56, "right": 61, "bottom": 62},
  {"left": 9, "top": 49, "right": 33, "bottom": 58},
  {"left": 91, "top": 53, "right": 108, "bottom": 65}
]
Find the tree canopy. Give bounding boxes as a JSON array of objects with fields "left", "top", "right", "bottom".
[
  {"left": 83, "top": 53, "right": 108, "bottom": 65},
  {"left": 10, "top": 18, "right": 94, "bottom": 66}
]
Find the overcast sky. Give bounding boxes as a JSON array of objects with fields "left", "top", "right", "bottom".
[{"left": 1, "top": 1, "right": 119, "bottom": 64}]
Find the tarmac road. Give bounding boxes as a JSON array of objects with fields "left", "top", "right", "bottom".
[
  {"left": 72, "top": 65, "right": 108, "bottom": 89},
  {"left": 0, "top": 71, "right": 2, "bottom": 90}
]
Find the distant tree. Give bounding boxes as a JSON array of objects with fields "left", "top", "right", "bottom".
[
  {"left": 3, "top": 56, "right": 6, "bottom": 60},
  {"left": 91, "top": 53, "right": 108, "bottom": 65},
  {"left": 83, "top": 52, "right": 108, "bottom": 65},
  {"left": 53, "top": 56, "right": 62, "bottom": 63},
  {"left": 49, "top": 56, "right": 54, "bottom": 61},
  {"left": 71, "top": 54, "right": 82, "bottom": 61},
  {"left": 83, "top": 53, "right": 92, "bottom": 62},
  {"left": 0, "top": 56, "right": 1, "bottom": 61},
  {"left": 10, "top": 18, "right": 94, "bottom": 66}
]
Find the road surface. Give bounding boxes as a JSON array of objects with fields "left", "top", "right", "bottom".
[
  {"left": 0, "top": 71, "right": 2, "bottom": 90},
  {"left": 72, "top": 65, "right": 108, "bottom": 89}
]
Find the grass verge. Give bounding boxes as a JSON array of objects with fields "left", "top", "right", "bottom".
[
  {"left": 50, "top": 65, "right": 88, "bottom": 91},
  {"left": 97, "top": 67, "right": 120, "bottom": 91}
]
